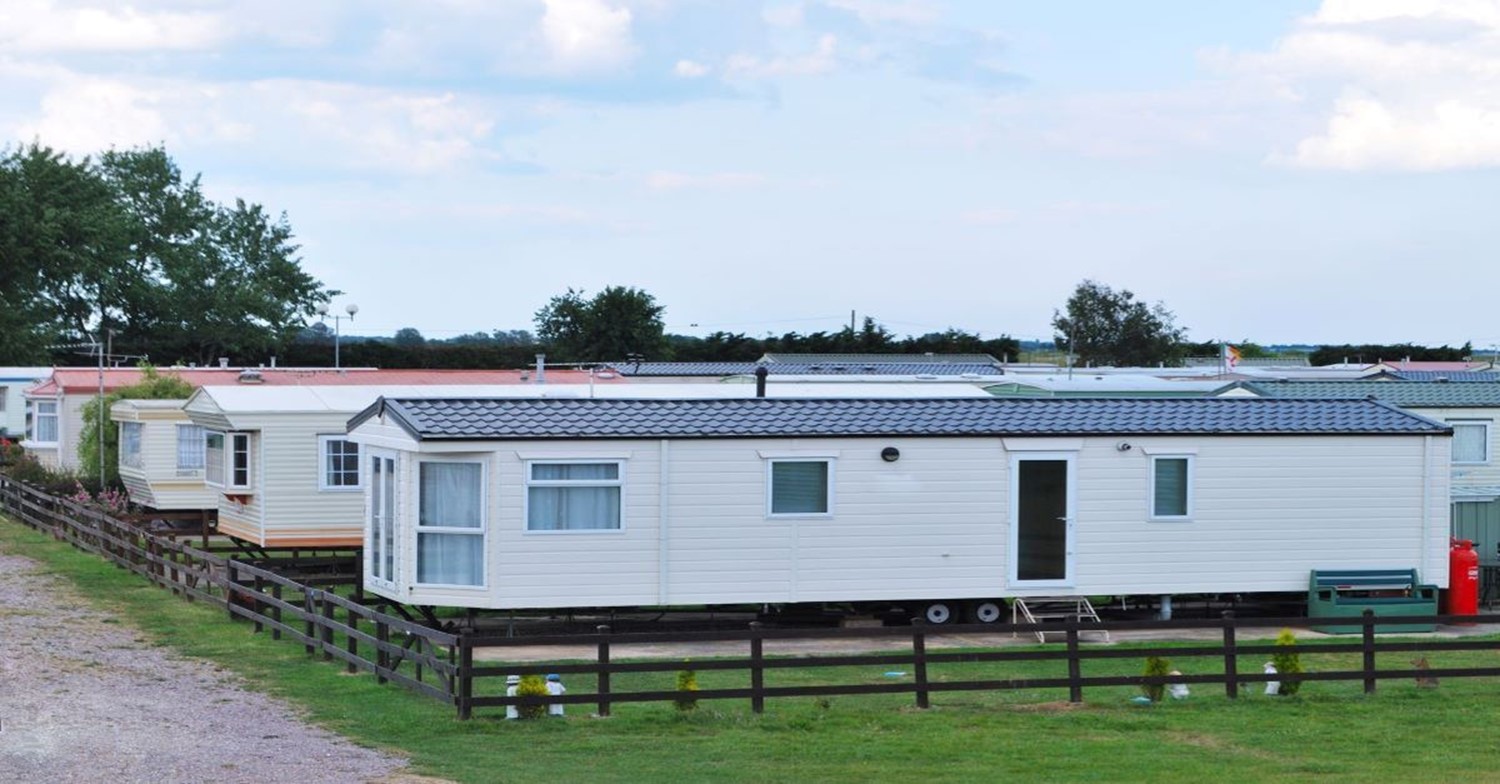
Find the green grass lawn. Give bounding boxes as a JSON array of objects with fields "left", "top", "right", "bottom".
[{"left": 4, "top": 513, "right": 1498, "bottom": 783}]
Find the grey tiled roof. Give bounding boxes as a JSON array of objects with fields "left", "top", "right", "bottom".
[
  {"left": 608, "top": 362, "right": 1003, "bottom": 377},
  {"left": 1245, "top": 381, "right": 1500, "bottom": 407},
  {"left": 355, "top": 397, "right": 1448, "bottom": 441},
  {"left": 1389, "top": 371, "right": 1500, "bottom": 383}
]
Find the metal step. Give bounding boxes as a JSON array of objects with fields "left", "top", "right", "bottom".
[{"left": 1011, "top": 596, "right": 1110, "bottom": 643}]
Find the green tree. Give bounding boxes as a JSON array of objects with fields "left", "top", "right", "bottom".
[
  {"left": 77, "top": 364, "right": 196, "bottom": 486},
  {"left": 393, "top": 327, "right": 426, "bottom": 348},
  {"left": 1052, "top": 279, "right": 1187, "bottom": 367},
  {"left": 534, "top": 286, "right": 667, "bottom": 361},
  {"left": 0, "top": 143, "right": 328, "bottom": 366},
  {"left": 0, "top": 144, "right": 130, "bottom": 362}
]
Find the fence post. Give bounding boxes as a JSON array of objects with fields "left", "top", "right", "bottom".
[
  {"left": 1065, "top": 623, "right": 1083, "bottom": 704},
  {"left": 1222, "top": 610, "right": 1238, "bottom": 699},
  {"left": 253, "top": 573, "right": 266, "bottom": 634},
  {"left": 1362, "top": 608, "right": 1377, "bottom": 695},
  {"left": 304, "top": 591, "right": 317, "bottom": 656},
  {"left": 346, "top": 607, "right": 360, "bottom": 674},
  {"left": 749, "top": 621, "right": 765, "bottom": 714},
  {"left": 597, "top": 624, "right": 612, "bottom": 718},
  {"left": 226, "top": 561, "right": 238, "bottom": 622},
  {"left": 376, "top": 617, "right": 390, "bottom": 685},
  {"left": 320, "top": 593, "right": 335, "bottom": 661},
  {"left": 457, "top": 634, "right": 473, "bottom": 720},
  {"left": 912, "top": 619, "right": 931, "bottom": 709},
  {"left": 271, "top": 582, "right": 283, "bottom": 640}
]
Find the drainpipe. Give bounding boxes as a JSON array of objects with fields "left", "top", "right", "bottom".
[{"left": 755, "top": 366, "right": 768, "bottom": 398}]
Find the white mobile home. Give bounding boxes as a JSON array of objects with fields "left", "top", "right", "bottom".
[
  {"left": 346, "top": 396, "right": 1452, "bottom": 619},
  {"left": 182, "top": 382, "right": 992, "bottom": 548},
  {"left": 113, "top": 399, "right": 217, "bottom": 511},
  {"left": 0, "top": 367, "right": 49, "bottom": 439}
]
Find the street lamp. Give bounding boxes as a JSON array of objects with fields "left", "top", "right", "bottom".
[{"left": 316, "top": 302, "right": 359, "bottom": 368}]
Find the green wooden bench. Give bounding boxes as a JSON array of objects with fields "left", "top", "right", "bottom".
[{"left": 1307, "top": 568, "right": 1438, "bottom": 634}]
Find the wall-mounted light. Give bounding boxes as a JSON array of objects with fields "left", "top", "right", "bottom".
[{"left": 881, "top": 447, "right": 901, "bottom": 462}]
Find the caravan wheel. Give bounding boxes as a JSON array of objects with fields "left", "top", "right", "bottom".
[
  {"left": 920, "top": 602, "right": 955, "bottom": 625},
  {"left": 967, "top": 600, "right": 1005, "bottom": 624}
]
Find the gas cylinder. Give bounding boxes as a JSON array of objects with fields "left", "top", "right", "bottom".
[{"left": 1448, "top": 538, "right": 1480, "bottom": 616}]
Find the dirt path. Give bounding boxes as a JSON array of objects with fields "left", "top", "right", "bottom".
[{"left": 0, "top": 552, "right": 432, "bottom": 784}]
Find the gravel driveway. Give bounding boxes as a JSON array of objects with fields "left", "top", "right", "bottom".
[{"left": 0, "top": 552, "right": 434, "bottom": 784}]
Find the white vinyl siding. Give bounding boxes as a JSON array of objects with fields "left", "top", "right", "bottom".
[
  {"left": 119, "top": 422, "right": 143, "bottom": 469},
  {"left": 1149, "top": 455, "right": 1192, "bottom": 520},
  {"left": 318, "top": 435, "right": 362, "bottom": 491},
  {"left": 1451, "top": 421, "right": 1490, "bottom": 464},
  {"left": 177, "top": 424, "right": 206, "bottom": 471},
  {"left": 767, "top": 459, "right": 832, "bottom": 517},
  {"left": 526, "top": 461, "right": 623, "bottom": 532},
  {"left": 417, "top": 461, "right": 485, "bottom": 587}
]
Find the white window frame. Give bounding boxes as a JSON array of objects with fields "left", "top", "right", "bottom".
[
  {"left": 765, "top": 458, "right": 835, "bottom": 519},
  {"left": 205, "top": 430, "right": 252, "bottom": 491},
  {"left": 28, "top": 399, "right": 58, "bottom": 445},
  {"left": 176, "top": 424, "right": 206, "bottom": 473},
  {"left": 524, "top": 459, "right": 626, "bottom": 534},
  {"left": 0, "top": 386, "right": 7, "bottom": 413},
  {"left": 366, "top": 449, "right": 399, "bottom": 591},
  {"left": 415, "top": 458, "right": 487, "bottom": 588},
  {"left": 317, "top": 434, "right": 363, "bottom": 492},
  {"left": 1450, "top": 420, "right": 1491, "bottom": 465},
  {"left": 1148, "top": 454, "right": 1194, "bottom": 522},
  {"left": 119, "top": 422, "right": 143, "bottom": 470}
]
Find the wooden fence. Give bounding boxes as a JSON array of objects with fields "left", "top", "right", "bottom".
[
  {"left": 8, "top": 473, "right": 1500, "bottom": 721},
  {"left": 459, "top": 612, "right": 1500, "bottom": 719},
  {"left": 0, "top": 474, "right": 460, "bottom": 707}
]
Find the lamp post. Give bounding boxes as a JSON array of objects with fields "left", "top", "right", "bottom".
[{"left": 316, "top": 302, "right": 359, "bottom": 368}]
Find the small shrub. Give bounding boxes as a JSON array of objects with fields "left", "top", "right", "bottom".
[
  {"left": 517, "top": 674, "right": 549, "bottom": 720},
  {"left": 1142, "top": 655, "right": 1171, "bottom": 702},
  {"left": 1272, "top": 628, "right": 1304, "bottom": 696},
  {"left": 675, "top": 666, "right": 700, "bottom": 712}
]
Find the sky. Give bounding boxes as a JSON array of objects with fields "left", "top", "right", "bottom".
[{"left": 3, "top": 0, "right": 1499, "bottom": 348}]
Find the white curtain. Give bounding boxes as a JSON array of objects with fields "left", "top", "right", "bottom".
[
  {"left": 177, "top": 425, "right": 206, "bottom": 469},
  {"left": 418, "top": 462, "right": 483, "bottom": 585},
  {"left": 120, "top": 423, "right": 142, "bottom": 468},
  {"left": 33, "top": 402, "right": 58, "bottom": 442},
  {"left": 528, "top": 463, "right": 620, "bottom": 530}
]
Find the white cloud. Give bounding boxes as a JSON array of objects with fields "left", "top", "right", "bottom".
[
  {"left": 673, "top": 59, "right": 709, "bottom": 78},
  {"left": 823, "top": 0, "right": 940, "bottom": 26},
  {"left": 1234, "top": 0, "right": 1500, "bottom": 171},
  {"left": 726, "top": 34, "right": 839, "bottom": 78},
  {"left": 14, "top": 76, "right": 170, "bottom": 152},
  {"left": 0, "top": 1, "right": 230, "bottom": 52},
  {"left": 539, "top": 0, "right": 638, "bottom": 73}
]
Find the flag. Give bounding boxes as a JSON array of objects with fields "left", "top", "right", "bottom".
[{"left": 1223, "top": 344, "right": 1241, "bottom": 370}]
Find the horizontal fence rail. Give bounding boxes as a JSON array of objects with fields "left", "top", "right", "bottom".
[
  {"left": 459, "top": 612, "right": 1500, "bottom": 719},
  {"left": 7, "top": 474, "right": 1500, "bottom": 721},
  {"left": 0, "top": 475, "right": 459, "bottom": 707}
]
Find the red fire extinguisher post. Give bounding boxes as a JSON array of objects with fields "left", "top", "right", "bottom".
[{"left": 1448, "top": 538, "right": 1480, "bottom": 617}]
